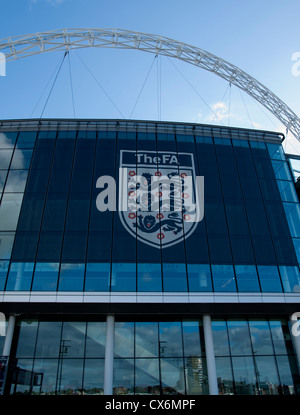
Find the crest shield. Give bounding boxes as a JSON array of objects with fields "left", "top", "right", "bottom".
[{"left": 119, "top": 150, "right": 202, "bottom": 249}]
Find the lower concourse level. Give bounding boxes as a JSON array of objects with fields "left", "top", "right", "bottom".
[{"left": 1, "top": 305, "right": 300, "bottom": 396}]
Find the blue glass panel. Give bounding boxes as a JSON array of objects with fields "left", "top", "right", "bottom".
[
  {"left": 0, "top": 149, "right": 13, "bottom": 169},
  {"left": 0, "top": 261, "right": 9, "bottom": 290},
  {"left": 6, "top": 262, "right": 34, "bottom": 291},
  {"left": 162, "top": 263, "right": 188, "bottom": 292},
  {"left": 214, "top": 137, "right": 232, "bottom": 146},
  {"left": 11, "top": 231, "right": 39, "bottom": 262},
  {"left": 277, "top": 180, "right": 298, "bottom": 202},
  {"left": 10, "top": 149, "right": 33, "bottom": 170},
  {"left": 212, "top": 321, "right": 230, "bottom": 356},
  {"left": 227, "top": 320, "right": 252, "bottom": 355},
  {"left": 195, "top": 136, "right": 213, "bottom": 144},
  {"left": 61, "top": 231, "right": 87, "bottom": 262},
  {"left": 283, "top": 202, "right": 300, "bottom": 237},
  {"left": 159, "top": 322, "right": 183, "bottom": 356},
  {"left": 84, "top": 263, "right": 110, "bottom": 291},
  {"left": 187, "top": 264, "right": 212, "bottom": 291},
  {"left": 137, "top": 263, "right": 162, "bottom": 291},
  {"left": 293, "top": 239, "right": 300, "bottom": 263},
  {"left": 58, "top": 263, "right": 85, "bottom": 291},
  {"left": 0, "top": 132, "right": 17, "bottom": 148},
  {"left": 16, "top": 131, "right": 37, "bottom": 148},
  {"left": 279, "top": 266, "right": 300, "bottom": 293},
  {"left": 257, "top": 265, "right": 282, "bottom": 292},
  {"left": 267, "top": 143, "right": 285, "bottom": 160},
  {"left": 57, "top": 130, "right": 77, "bottom": 139},
  {"left": 250, "top": 141, "right": 266, "bottom": 150},
  {"left": 232, "top": 139, "right": 249, "bottom": 148},
  {"left": 36, "top": 231, "right": 63, "bottom": 261},
  {"left": 235, "top": 265, "right": 260, "bottom": 292},
  {"left": 0, "top": 232, "right": 15, "bottom": 259},
  {"left": 5, "top": 170, "right": 28, "bottom": 192},
  {"left": 31, "top": 263, "right": 59, "bottom": 291},
  {"left": 211, "top": 265, "right": 236, "bottom": 292},
  {"left": 272, "top": 160, "right": 293, "bottom": 181},
  {"left": 111, "top": 263, "right": 136, "bottom": 292},
  {"left": 176, "top": 134, "right": 194, "bottom": 142},
  {"left": 38, "top": 131, "right": 57, "bottom": 139}
]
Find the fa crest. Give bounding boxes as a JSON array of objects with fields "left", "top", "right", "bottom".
[{"left": 119, "top": 150, "right": 204, "bottom": 249}]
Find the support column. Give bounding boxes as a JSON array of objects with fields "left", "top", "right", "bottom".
[
  {"left": 203, "top": 314, "right": 218, "bottom": 395},
  {"left": 290, "top": 312, "right": 300, "bottom": 372},
  {"left": 104, "top": 314, "right": 115, "bottom": 395},
  {"left": 2, "top": 314, "right": 16, "bottom": 357}
]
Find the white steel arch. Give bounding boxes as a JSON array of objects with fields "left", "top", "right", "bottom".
[{"left": 0, "top": 28, "right": 299, "bottom": 142}]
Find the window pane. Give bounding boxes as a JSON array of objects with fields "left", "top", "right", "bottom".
[
  {"left": 0, "top": 171, "right": 7, "bottom": 193},
  {"left": 255, "top": 356, "right": 280, "bottom": 395},
  {"left": 10, "top": 149, "right": 33, "bottom": 170},
  {"left": 85, "top": 322, "right": 106, "bottom": 358},
  {"left": 257, "top": 266, "right": 282, "bottom": 292},
  {"left": 57, "top": 359, "right": 84, "bottom": 395},
  {"left": 235, "top": 265, "right": 260, "bottom": 292},
  {"left": 248, "top": 320, "right": 274, "bottom": 355},
  {"left": 35, "top": 321, "right": 62, "bottom": 358},
  {"left": 211, "top": 265, "right": 236, "bottom": 292},
  {"left": 272, "top": 160, "right": 293, "bottom": 181},
  {"left": 283, "top": 203, "right": 300, "bottom": 238},
  {"left": 276, "top": 355, "right": 300, "bottom": 395},
  {"left": 0, "top": 261, "right": 9, "bottom": 290},
  {"left": 9, "top": 359, "right": 34, "bottom": 395},
  {"left": 159, "top": 322, "right": 183, "bottom": 357},
  {"left": 32, "top": 359, "right": 59, "bottom": 395},
  {"left": 0, "top": 149, "right": 13, "bottom": 169},
  {"left": 215, "top": 357, "right": 234, "bottom": 395},
  {"left": 292, "top": 239, "right": 300, "bottom": 263},
  {"left": 137, "top": 263, "right": 162, "bottom": 292},
  {"left": 0, "top": 132, "right": 17, "bottom": 148},
  {"left": 58, "top": 263, "right": 85, "bottom": 291},
  {"left": 279, "top": 266, "right": 300, "bottom": 293},
  {"left": 111, "top": 263, "right": 136, "bottom": 292},
  {"left": 232, "top": 356, "right": 257, "bottom": 395},
  {"left": 6, "top": 262, "right": 34, "bottom": 291},
  {"left": 269, "top": 320, "right": 294, "bottom": 355},
  {"left": 113, "top": 359, "right": 134, "bottom": 395},
  {"left": 163, "top": 263, "right": 187, "bottom": 292},
  {"left": 277, "top": 180, "right": 298, "bottom": 202},
  {"left": 161, "top": 357, "right": 185, "bottom": 394},
  {"left": 182, "top": 321, "right": 203, "bottom": 357},
  {"left": 185, "top": 356, "right": 208, "bottom": 394},
  {"left": 15, "top": 320, "right": 38, "bottom": 358},
  {"left": 31, "top": 263, "right": 59, "bottom": 291},
  {"left": 5, "top": 170, "right": 28, "bottom": 192},
  {"left": 135, "top": 322, "right": 159, "bottom": 358},
  {"left": 227, "top": 321, "right": 252, "bottom": 356},
  {"left": 114, "top": 322, "right": 134, "bottom": 357},
  {"left": 267, "top": 143, "right": 285, "bottom": 160},
  {"left": 84, "top": 263, "right": 110, "bottom": 292},
  {"left": 0, "top": 232, "right": 15, "bottom": 259},
  {"left": 83, "top": 359, "right": 104, "bottom": 395},
  {"left": 188, "top": 264, "right": 212, "bottom": 292},
  {"left": 135, "top": 358, "right": 160, "bottom": 395},
  {"left": 212, "top": 321, "right": 230, "bottom": 356},
  {"left": 0, "top": 193, "right": 23, "bottom": 231},
  {"left": 16, "top": 131, "right": 37, "bottom": 148},
  {"left": 61, "top": 322, "right": 86, "bottom": 358}
]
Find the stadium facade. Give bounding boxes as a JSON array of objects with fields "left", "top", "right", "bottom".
[{"left": 0, "top": 118, "right": 299, "bottom": 396}]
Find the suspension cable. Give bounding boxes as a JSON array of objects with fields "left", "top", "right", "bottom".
[{"left": 67, "top": 51, "right": 76, "bottom": 118}]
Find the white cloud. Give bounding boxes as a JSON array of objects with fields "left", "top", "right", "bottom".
[{"left": 29, "top": 0, "right": 66, "bottom": 7}]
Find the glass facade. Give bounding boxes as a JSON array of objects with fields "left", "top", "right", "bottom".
[{"left": 0, "top": 121, "right": 297, "bottom": 294}]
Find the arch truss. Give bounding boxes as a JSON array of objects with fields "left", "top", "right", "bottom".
[{"left": 0, "top": 28, "right": 299, "bottom": 142}]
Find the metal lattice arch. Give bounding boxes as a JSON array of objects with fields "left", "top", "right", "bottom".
[{"left": 0, "top": 27, "right": 300, "bottom": 142}]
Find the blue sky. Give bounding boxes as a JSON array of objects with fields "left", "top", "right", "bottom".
[{"left": 0, "top": 0, "right": 300, "bottom": 156}]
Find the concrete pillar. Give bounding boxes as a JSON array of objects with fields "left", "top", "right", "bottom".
[
  {"left": 104, "top": 315, "right": 115, "bottom": 395},
  {"left": 203, "top": 314, "right": 219, "bottom": 395},
  {"left": 290, "top": 312, "right": 300, "bottom": 371},
  {"left": 2, "top": 314, "right": 16, "bottom": 357}
]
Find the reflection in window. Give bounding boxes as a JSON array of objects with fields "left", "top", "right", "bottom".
[
  {"left": 182, "top": 321, "right": 204, "bottom": 357},
  {"left": 161, "top": 358, "right": 185, "bottom": 395},
  {"left": 135, "top": 359, "right": 160, "bottom": 395},
  {"left": 61, "top": 322, "right": 86, "bottom": 358},
  {"left": 111, "top": 263, "right": 136, "bottom": 292},
  {"left": 234, "top": 265, "right": 260, "bottom": 292},
  {"left": 0, "top": 149, "right": 13, "bottom": 169},
  {"left": 0, "top": 132, "right": 17, "bottom": 149},
  {"left": 135, "top": 322, "right": 159, "bottom": 358},
  {"left": 279, "top": 266, "right": 300, "bottom": 293},
  {"left": 114, "top": 322, "right": 134, "bottom": 358},
  {"left": 32, "top": 359, "right": 59, "bottom": 395},
  {"left": 212, "top": 321, "right": 230, "bottom": 356},
  {"left": 187, "top": 264, "right": 212, "bottom": 292},
  {"left": 211, "top": 265, "right": 236, "bottom": 292},
  {"left": 0, "top": 261, "right": 9, "bottom": 290},
  {"left": 162, "top": 263, "right": 187, "bottom": 292},
  {"left": 248, "top": 320, "right": 274, "bottom": 355},
  {"left": 283, "top": 202, "right": 300, "bottom": 238},
  {"left": 16, "top": 131, "right": 37, "bottom": 148},
  {"left": 137, "top": 263, "right": 162, "bottom": 292},
  {"left": 84, "top": 263, "right": 110, "bottom": 292},
  {"left": 255, "top": 356, "right": 280, "bottom": 395},
  {"left": 215, "top": 357, "right": 234, "bottom": 395},
  {"left": 227, "top": 321, "right": 252, "bottom": 356},
  {"left": 58, "top": 263, "right": 85, "bottom": 291},
  {"left": 257, "top": 266, "right": 282, "bottom": 292},
  {"left": 159, "top": 322, "right": 183, "bottom": 357},
  {"left": 85, "top": 322, "right": 106, "bottom": 358},
  {"left": 185, "top": 356, "right": 208, "bottom": 394},
  {"left": 272, "top": 160, "right": 293, "bottom": 181},
  {"left": 113, "top": 359, "right": 134, "bottom": 395},
  {"left": 83, "top": 359, "right": 104, "bottom": 394},
  {"left": 267, "top": 143, "right": 285, "bottom": 161},
  {"left": 277, "top": 180, "right": 298, "bottom": 202},
  {"left": 0, "top": 232, "right": 15, "bottom": 260},
  {"left": 231, "top": 356, "right": 257, "bottom": 395},
  {"left": 57, "top": 358, "right": 84, "bottom": 395},
  {"left": 15, "top": 320, "right": 38, "bottom": 358},
  {"left": 6, "top": 262, "right": 34, "bottom": 290},
  {"left": 35, "top": 321, "right": 62, "bottom": 358},
  {"left": 10, "top": 149, "right": 33, "bottom": 170},
  {"left": 0, "top": 193, "right": 23, "bottom": 231},
  {"left": 4, "top": 170, "right": 28, "bottom": 192},
  {"left": 31, "top": 263, "right": 59, "bottom": 291}
]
